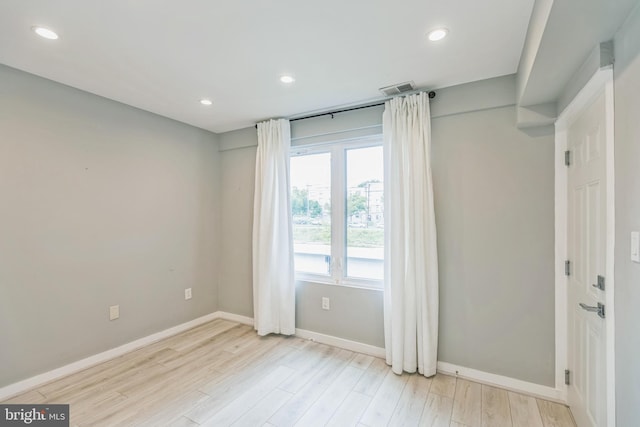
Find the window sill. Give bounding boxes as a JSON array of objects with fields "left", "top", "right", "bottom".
[{"left": 294, "top": 275, "right": 383, "bottom": 292}]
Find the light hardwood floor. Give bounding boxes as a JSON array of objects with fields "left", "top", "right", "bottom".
[{"left": 2, "top": 319, "right": 576, "bottom": 427}]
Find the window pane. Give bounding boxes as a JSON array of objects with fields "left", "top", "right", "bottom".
[
  {"left": 346, "top": 146, "right": 384, "bottom": 280},
  {"left": 290, "top": 152, "right": 331, "bottom": 275}
]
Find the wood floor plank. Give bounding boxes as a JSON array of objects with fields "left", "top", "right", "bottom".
[
  {"left": 212, "top": 334, "right": 284, "bottom": 372},
  {"left": 207, "top": 338, "right": 287, "bottom": 380},
  {"left": 230, "top": 388, "right": 294, "bottom": 427},
  {"left": 359, "top": 369, "right": 409, "bottom": 426},
  {"left": 419, "top": 393, "right": 454, "bottom": 427},
  {"left": 481, "top": 385, "right": 512, "bottom": 427},
  {"left": 451, "top": 379, "right": 482, "bottom": 427},
  {"left": 197, "top": 365, "right": 295, "bottom": 426},
  {"left": 281, "top": 335, "right": 311, "bottom": 350},
  {"left": 278, "top": 342, "right": 322, "bottom": 371},
  {"left": 537, "top": 399, "right": 576, "bottom": 427},
  {"left": 162, "top": 325, "right": 253, "bottom": 369},
  {"left": 168, "top": 319, "right": 240, "bottom": 352},
  {"left": 508, "top": 392, "right": 544, "bottom": 427},
  {"left": 166, "top": 416, "right": 200, "bottom": 427},
  {"left": 88, "top": 338, "right": 273, "bottom": 426},
  {"left": 36, "top": 348, "right": 162, "bottom": 398},
  {"left": 68, "top": 391, "right": 128, "bottom": 426},
  {"left": 350, "top": 353, "right": 375, "bottom": 370},
  {"left": 267, "top": 349, "right": 355, "bottom": 426},
  {"left": 429, "top": 373, "right": 457, "bottom": 398},
  {"left": 326, "top": 391, "right": 371, "bottom": 427},
  {"left": 124, "top": 365, "right": 217, "bottom": 414},
  {"left": 2, "top": 389, "right": 47, "bottom": 404},
  {"left": 200, "top": 338, "right": 293, "bottom": 395},
  {"left": 352, "top": 356, "right": 389, "bottom": 397},
  {"left": 76, "top": 396, "right": 149, "bottom": 426},
  {"left": 278, "top": 343, "right": 339, "bottom": 392},
  {"left": 133, "top": 390, "right": 210, "bottom": 427},
  {"left": 186, "top": 345, "right": 295, "bottom": 423},
  {"left": 387, "top": 374, "right": 431, "bottom": 427},
  {"left": 293, "top": 366, "right": 365, "bottom": 427},
  {"left": 39, "top": 347, "right": 172, "bottom": 400},
  {"left": 49, "top": 361, "right": 169, "bottom": 409},
  {"left": 225, "top": 327, "right": 271, "bottom": 354},
  {"left": 42, "top": 343, "right": 192, "bottom": 403}
]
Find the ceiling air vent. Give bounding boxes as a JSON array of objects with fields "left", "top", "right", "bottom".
[{"left": 379, "top": 81, "right": 415, "bottom": 96}]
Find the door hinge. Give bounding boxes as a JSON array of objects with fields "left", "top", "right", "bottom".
[
  {"left": 565, "top": 260, "right": 571, "bottom": 276},
  {"left": 565, "top": 150, "right": 571, "bottom": 166},
  {"left": 592, "top": 275, "right": 605, "bottom": 291},
  {"left": 565, "top": 369, "right": 570, "bottom": 385}
]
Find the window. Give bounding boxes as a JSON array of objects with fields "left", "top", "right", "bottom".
[
  {"left": 290, "top": 152, "right": 331, "bottom": 275},
  {"left": 290, "top": 137, "right": 384, "bottom": 288}
]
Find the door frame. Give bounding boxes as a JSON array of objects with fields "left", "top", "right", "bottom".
[{"left": 554, "top": 66, "right": 615, "bottom": 426}]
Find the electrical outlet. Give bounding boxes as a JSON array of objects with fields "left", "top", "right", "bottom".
[
  {"left": 109, "top": 305, "right": 119, "bottom": 321},
  {"left": 185, "top": 288, "right": 192, "bottom": 300},
  {"left": 322, "top": 297, "right": 330, "bottom": 310},
  {"left": 631, "top": 231, "right": 640, "bottom": 263}
]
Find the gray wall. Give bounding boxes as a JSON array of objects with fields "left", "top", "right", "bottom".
[
  {"left": 0, "top": 65, "right": 221, "bottom": 387},
  {"left": 218, "top": 139, "right": 255, "bottom": 317},
  {"left": 432, "top": 106, "right": 555, "bottom": 386},
  {"left": 613, "top": 5, "right": 640, "bottom": 425},
  {"left": 218, "top": 76, "right": 556, "bottom": 386},
  {"left": 296, "top": 281, "right": 384, "bottom": 347}
]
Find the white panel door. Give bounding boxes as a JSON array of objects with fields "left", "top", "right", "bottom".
[{"left": 567, "top": 90, "right": 607, "bottom": 427}]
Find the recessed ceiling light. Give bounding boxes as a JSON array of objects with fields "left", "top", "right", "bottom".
[
  {"left": 427, "top": 28, "right": 448, "bottom": 42},
  {"left": 200, "top": 99, "right": 213, "bottom": 106},
  {"left": 280, "top": 75, "right": 295, "bottom": 84},
  {"left": 32, "top": 26, "right": 59, "bottom": 40}
]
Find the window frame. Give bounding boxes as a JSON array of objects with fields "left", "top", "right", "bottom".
[{"left": 290, "top": 135, "right": 384, "bottom": 291}]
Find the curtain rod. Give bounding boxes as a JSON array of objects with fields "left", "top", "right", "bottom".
[{"left": 255, "top": 90, "right": 436, "bottom": 128}]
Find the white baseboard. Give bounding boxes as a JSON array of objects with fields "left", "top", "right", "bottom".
[
  {"left": 294, "top": 328, "right": 386, "bottom": 358},
  {"left": 437, "top": 361, "right": 566, "bottom": 403},
  {"left": 213, "top": 311, "right": 385, "bottom": 358},
  {"left": 212, "top": 311, "right": 254, "bottom": 326},
  {"left": 212, "top": 311, "right": 386, "bottom": 358},
  {"left": 0, "top": 312, "right": 219, "bottom": 401}
]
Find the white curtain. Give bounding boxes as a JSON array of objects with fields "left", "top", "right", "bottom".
[
  {"left": 383, "top": 92, "right": 439, "bottom": 376},
  {"left": 252, "top": 119, "right": 295, "bottom": 336}
]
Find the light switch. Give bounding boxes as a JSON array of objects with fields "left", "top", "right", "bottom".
[
  {"left": 109, "top": 305, "right": 119, "bottom": 321},
  {"left": 631, "top": 231, "right": 640, "bottom": 263}
]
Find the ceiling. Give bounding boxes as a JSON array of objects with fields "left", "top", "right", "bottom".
[{"left": 0, "top": 0, "right": 536, "bottom": 133}]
